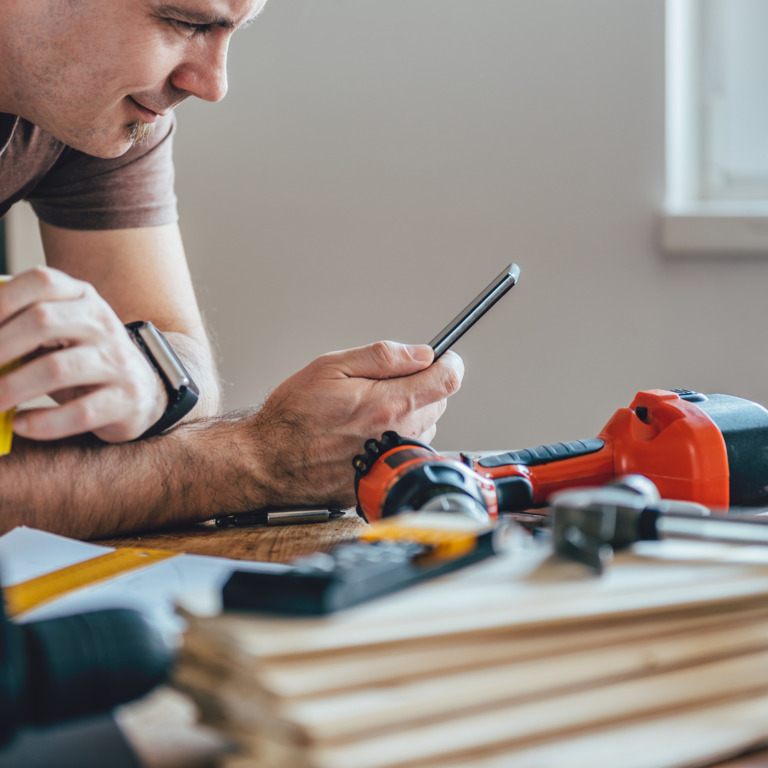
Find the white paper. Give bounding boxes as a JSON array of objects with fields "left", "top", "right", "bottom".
[{"left": 0, "top": 526, "right": 288, "bottom": 639}]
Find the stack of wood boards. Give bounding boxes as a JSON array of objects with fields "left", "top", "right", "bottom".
[{"left": 174, "top": 539, "right": 768, "bottom": 768}]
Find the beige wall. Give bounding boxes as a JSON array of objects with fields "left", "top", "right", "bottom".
[{"left": 15, "top": 0, "right": 768, "bottom": 452}]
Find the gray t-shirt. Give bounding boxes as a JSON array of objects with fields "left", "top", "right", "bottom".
[{"left": 0, "top": 113, "right": 178, "bottom": 230}]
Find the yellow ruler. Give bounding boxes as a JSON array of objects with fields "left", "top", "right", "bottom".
[{"left": 3, "top": 547, "right": 179, "bottom": 619}]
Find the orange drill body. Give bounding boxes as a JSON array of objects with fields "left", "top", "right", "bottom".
[
  {"left": 476, "top": 390, "right": 731, "bottom": 510},
  {"left": 355, "top": 390, "right": 768, "bottom": 523}
]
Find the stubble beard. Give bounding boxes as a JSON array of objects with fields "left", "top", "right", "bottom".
[{"left": 128, "top": 121, "right": 156, "bottom": 145}]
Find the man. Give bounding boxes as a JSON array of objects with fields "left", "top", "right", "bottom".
[{"left": 0, "top": 0, "right": 464, "bottom": 539}]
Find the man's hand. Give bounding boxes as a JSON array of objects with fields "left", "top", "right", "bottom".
[
  {"left": 245, "top": 340, "right": 465, "bottom": 510},
  {"left": 0, "top": 267, "right": 167, "bottom": 443}
]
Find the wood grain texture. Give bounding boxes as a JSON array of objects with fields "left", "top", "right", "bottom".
[{"left": 95, "top": 509, "right": 368, "bottom": 564}]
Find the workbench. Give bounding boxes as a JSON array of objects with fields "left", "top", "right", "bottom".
[{"left": 94, "top": 510, "right": 768, "bottom": 768}]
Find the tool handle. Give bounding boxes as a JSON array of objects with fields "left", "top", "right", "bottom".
[{"left": 475, "top": 438, "right": 614, "bottom": 510}]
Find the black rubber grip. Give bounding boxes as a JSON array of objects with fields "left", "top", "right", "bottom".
[{"left": 477, "top": 438, "right": 605, "bottom": 468}]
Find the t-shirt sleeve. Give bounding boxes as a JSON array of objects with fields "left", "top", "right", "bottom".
[{"left": 28, "top": 115, "right": 178, "bottom": 231}]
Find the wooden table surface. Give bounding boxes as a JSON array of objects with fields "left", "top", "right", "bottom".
[{"left": 95, "top": 508, "right": 369, "bottom": 564}]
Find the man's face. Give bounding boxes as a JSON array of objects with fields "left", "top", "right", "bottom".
[{"left": 7, "top": 0, "right": 267, "bottom": 158}]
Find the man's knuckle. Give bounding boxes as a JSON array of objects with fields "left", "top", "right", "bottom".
[
  {"left": 443, "top": 367, "right": 462, "bottom": 395},
  {"left": 387, "top": 397, "right": 415, "bottom": 427},
  {"left": 370, "top": 340, "right": 397, "bottom": 367},
  {"left": 376, "top": 399, "right": 399, "bottom": 426},
  {"left": 44, "top": 353, "right": 70, "bottom": 385},
  {"left": 122, "top": 375, "right": 145, "bottom": 403},
  {"left": 111, "top": 342, "right": 134, "bottom": 371},
  {"left": 30, "top": 265, "right": 57, "bottom": 288},
  {"left": 30, "top": 302, "right": 56, "bottom": 332},
  {"left": 73, "top": 398, "right": 98, "bottom": 430}
]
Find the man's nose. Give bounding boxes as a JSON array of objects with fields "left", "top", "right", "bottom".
[{"left": 171, "top": 37, "right": 230, "bottom": 103}]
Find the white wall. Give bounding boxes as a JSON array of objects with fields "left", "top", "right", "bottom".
[{"left": 170, "top": 0, "right": 768, "bottom": 451}]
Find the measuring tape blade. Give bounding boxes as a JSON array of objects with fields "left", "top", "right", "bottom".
[{"left": 3, "top": 547, "right": 180, "bottom": 619}]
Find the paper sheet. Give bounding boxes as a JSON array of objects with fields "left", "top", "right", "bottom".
[{"left": 0, "top": 526, "right": 287, "bottom": 638}]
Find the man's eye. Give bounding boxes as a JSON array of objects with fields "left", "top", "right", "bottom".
[{"left": 169, "top": 19, "right": 210, "bottom": 35}]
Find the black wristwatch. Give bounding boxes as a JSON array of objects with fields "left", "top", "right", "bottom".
[{"left": 125, "top": 321, "right": 200, "bottom": 439}]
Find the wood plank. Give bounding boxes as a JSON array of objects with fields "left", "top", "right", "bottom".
[
  {"left": 438, "top": 693, "right": 768, "bottom": 768},
  {"left": 251, "top": 606, "right": 768, "bottom": 699},
  {"left": 255, "top": 652, "right": 768, "bottom": 768},
  {"left": 177, "top": 606, "right": 768, "bottom": 702}
]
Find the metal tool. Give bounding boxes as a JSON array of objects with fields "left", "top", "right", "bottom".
[
  {"left": 551, "top": 475, "right": 768, "bottom": 573},
  {"left": 214, "top": 508, "right": 344, "bottom": 528}
]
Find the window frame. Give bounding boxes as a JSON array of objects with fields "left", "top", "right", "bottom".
[{"left": 662, "top": 0, "right": 768, "bottom": 256}]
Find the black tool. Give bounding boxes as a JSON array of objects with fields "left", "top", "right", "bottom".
[
  {"left": 0, "top": 595, "right": 173, "bottom": 745},
  {"left": 223, "top": 526, "right": 500, "bottom": 615}
]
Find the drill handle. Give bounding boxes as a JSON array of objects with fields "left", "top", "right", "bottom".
[
  {"left": 476, "top": 438, "right": 606, "bottom": 471},
  {"left": 474, "top": 438, "right": 614, "bottom": 510}
]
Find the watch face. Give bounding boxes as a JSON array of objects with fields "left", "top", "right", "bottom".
[{"left": 136, "top": 323, "right": 192, "bottom": 391}]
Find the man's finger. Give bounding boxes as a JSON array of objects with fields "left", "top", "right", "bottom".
[
  {"left": 0, "top": 346, "right": 118, "bottom": 412},
  {"left": 12, "top": 387, "right": 124, "bottom": 441},
  {"left": 0, "top": 267, "right": 88, "bottom": 324},
  {"left": 0, "top": 303, "right": 111, "bottom": 369},
  {"left": 328, "top": 341, "right": 435, "bottom": 381},
  {"left": 378, "top": 350, "right": 464, "bottom": 412}
]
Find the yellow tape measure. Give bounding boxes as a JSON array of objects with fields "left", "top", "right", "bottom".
[
  {"left": 359, "top": 519, "right": 482, "bottom": 560},
  {"left": 3, "top": 547, "right": 179, "bottom": 619}
]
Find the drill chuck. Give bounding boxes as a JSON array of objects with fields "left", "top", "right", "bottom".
[{"left": 354, "top": 432, "right": 498, "bottom": 524}]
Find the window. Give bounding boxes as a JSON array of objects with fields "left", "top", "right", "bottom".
[{"left": 663, "top": 0, "right": 768, "bottom": 255}]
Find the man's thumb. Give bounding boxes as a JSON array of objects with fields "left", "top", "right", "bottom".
[{"left": 339, "top": 341, "right": 434, "bottom": 379}]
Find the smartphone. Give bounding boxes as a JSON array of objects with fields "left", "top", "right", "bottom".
[{"left": 428, "top": 263, "right": 520, "bottom": 359}]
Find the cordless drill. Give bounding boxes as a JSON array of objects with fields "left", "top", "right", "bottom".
[{"left": 354, "top": 389, "right": 768, "bottom": 523}]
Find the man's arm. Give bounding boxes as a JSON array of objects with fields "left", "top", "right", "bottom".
[
  {"left": 39, "top": 221, "right": 221, "bottom": 416},
  {"left": 0, "top": 343, "right": 464, "bottom": 540}
]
